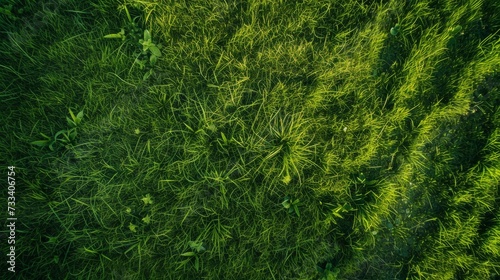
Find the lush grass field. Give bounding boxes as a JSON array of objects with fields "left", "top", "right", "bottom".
[{"left": 1, "top": 0, "right": 500, "bottom": 279}]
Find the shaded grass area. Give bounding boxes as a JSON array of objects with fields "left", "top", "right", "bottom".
[{"left": 1, "top": 0, "right": 500, "bottom": 279}]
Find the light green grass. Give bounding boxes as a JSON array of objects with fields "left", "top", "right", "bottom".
[{"left": 1, "top": 0, "right": 500, "bottom": 279}]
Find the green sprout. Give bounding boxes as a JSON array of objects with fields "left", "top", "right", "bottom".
[
  {"left": 128, "top": 222, "right": 137, "bottom": 233},
  {"left": 31, "top": 108, "right": 84, "bottom": 151},
  {"left": 282, "top": 196, "right": 301, "bottom": 217},
  {"left": 139, "top": 29, "right": 162, "bottom": 60},
  {"left": 141, "top": 193, "right": 154, "bottom": 205},
  {"left": 136, "top": 29, "right": 162, "bottom": 80},
  {"left": 142, "top": 214, "right": 151, "bottom": 224},
  {"left": 179, "top": 241, "right": 206, "bottom": 271}
]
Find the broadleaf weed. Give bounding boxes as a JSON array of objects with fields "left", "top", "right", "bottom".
[{"left": 31, "top": 108, "right": 84, "bottom": 151}]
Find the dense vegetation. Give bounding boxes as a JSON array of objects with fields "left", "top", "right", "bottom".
[{"left": 1, "top": 0, "right": 499, "bottom": 279}]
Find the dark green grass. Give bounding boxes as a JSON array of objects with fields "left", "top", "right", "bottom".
[{"left": 1, "top": 0, "right": 500, "bottom": 279}]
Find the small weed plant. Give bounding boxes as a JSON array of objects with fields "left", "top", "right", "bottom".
[
  {"left": 179, "top": 241, "right": 206, "bottom": 272},
  {"left": 282, "top": 196, "right": 301, "bottom": 217},
  {"left": 31, "top": 109, "right": 83, "bottom": 151}
]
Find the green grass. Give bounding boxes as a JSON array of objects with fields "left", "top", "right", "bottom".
[{"left": 1, "top": 0, "right": 500, "bottom": 279}]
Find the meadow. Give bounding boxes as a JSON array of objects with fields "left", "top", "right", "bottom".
[{"left": 1, "top": 0, "right": 499, "bottom": 279}]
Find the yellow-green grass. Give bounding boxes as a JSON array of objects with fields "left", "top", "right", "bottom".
[{"left": 1, "top": 0, "right": 499, "bottom": 279}]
